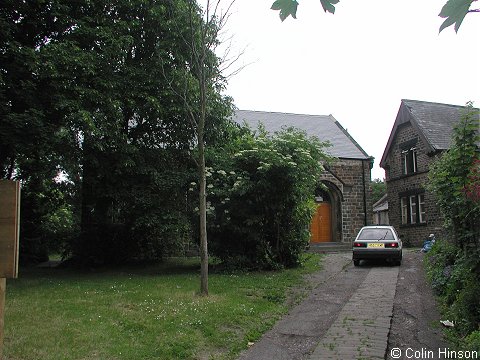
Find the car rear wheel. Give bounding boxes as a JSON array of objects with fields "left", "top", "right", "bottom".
[{"left": 353, "top": 259, "right": 360, "bottom": 266}]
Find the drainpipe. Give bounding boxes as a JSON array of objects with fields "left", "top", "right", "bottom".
[{"left": 362, "top": 160, "right": 367, "bottom": 226}]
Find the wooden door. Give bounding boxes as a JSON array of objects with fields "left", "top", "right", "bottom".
[{"left": 310, "top": 203, "right": 332, "bottom": 243}]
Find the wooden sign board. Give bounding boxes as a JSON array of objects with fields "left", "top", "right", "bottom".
[{"left": 0, "top": 180, "right": 20, "bottom": 279}]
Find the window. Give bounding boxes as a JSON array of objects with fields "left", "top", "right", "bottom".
[
  {"left": 400, "top": 193, "right": 426, "bottom": 225},
  {"left": 358, "top": 228, "right": 395, "bottom": 240},
  {"left": 402, "top": 147, "right": 417, "bottom": 175}
]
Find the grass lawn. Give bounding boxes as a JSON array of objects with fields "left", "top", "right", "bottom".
[{"left": 3, "top": 254, "right": 322, "bottom": 360}]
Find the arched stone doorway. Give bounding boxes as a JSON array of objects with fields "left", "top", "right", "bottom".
[{"left": 310, "top": 181, "right": 343, "bottom": 243}]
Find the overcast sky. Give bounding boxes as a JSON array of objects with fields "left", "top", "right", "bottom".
[{"left": 216, "top": 0, "right": 480, "bottom": 179}]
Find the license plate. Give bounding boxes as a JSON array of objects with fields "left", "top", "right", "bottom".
[{"left": 367, "top": 243, "right": 384, "bottom": 248}]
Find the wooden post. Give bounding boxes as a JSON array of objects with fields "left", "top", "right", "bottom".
[
  {"left": 0, "top": 180, "right": 20, "bottom": 359},
  {"left": 0, "top": 277, "right": 5, "bottom": 360},
  {"left": 0, "top": 181, "right": 20, "bottom": 279}
]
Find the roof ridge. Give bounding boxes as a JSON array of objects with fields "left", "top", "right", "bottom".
[
  {"left": 402, "top": 99, "right": 476, "bottom": 110},
  {"left": 236, "top": 109, "right": 331, "bottom": 118}
]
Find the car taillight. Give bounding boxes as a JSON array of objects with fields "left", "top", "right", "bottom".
[
  {"left": 353, "top": 242, "right": 367, "bottom": 248},
  {"left": 386, "top": 242, "right": 399, "bottom": 248}
]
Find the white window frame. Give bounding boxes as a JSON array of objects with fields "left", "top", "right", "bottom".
[
  {"left": 402, "top": 150, "right": 408, "bottom": 175},
  {"left": 401, "top": 197, "right": 408, "bottom": 224},
  {"left": 401, "top": 193, "right": 426, "bottom": 225},
  {"left": 409, "top": 195, "right": 417, "bottom": 224},
  {"left": 411, "top": 148, "right": 417, "bottom": 173},
  {"left": 401, "top": 147, "right": 418, "bottom": 175},
  {"left": 418, "top": 194, "right": 426, "bottom": 223}
]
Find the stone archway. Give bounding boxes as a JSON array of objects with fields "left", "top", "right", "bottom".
[{"left": 310, "top": 181, "right": 343, "bottom": 243}]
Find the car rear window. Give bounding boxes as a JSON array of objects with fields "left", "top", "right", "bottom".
[{"left": 358, "top": 228, "right": 395, "bottom": 240}]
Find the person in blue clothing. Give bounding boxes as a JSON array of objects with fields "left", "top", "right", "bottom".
[{"left": 422, "top": 233, "right": 436, "bottom": 252}]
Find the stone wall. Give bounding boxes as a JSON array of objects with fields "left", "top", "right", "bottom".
[
  {"left": 383, "top": 123, "right": 444, "bottom": 246},
  {"left": 327, "top": 158, "right": 373, "bottom": 243}
]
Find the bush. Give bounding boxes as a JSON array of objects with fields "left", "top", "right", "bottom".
[
  {"left": 203, "top": 125, "right": 330, "bottom": 270},
  {"left": 464, "top": 331, "right": 480, "bottom": 353},
  {"left": 425, "top": 104, "right": 480, "bottom": 349},
  {"left": 449, "top": 271, "right": 480, "bottom": 336},
  {"left": 425, "top": 238, "right": 458, "bottom": 295},
  {"left": 426, "top": 240, "right": 480, "bottom": 339}
]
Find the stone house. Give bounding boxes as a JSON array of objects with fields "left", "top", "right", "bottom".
[
  {"left": 233, "top": 110, "right": 373, "bottom": 244},
  {"left": 379, "top": 99, "right": 477, "bottom": 246}
]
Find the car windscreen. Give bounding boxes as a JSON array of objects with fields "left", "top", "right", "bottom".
[{"left": 357, "top": 228, "right": 395, "bottom": 240}]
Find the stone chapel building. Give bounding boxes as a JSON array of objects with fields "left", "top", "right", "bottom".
[{"left": 233, "top": 110, "right": 374, "bottom": 244}]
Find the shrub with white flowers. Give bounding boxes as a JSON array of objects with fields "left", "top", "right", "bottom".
[{"left": 202, "top": 124, "right": 331, "bottom": 270}]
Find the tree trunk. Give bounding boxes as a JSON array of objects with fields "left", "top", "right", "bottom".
[
  {"left": 197, "top": 17, "right": 209, "bottom": 295},
  {"left": 198, "top": 133, "right": 208, "bottom": 296}
]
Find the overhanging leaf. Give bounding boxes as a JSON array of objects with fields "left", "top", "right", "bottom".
[
  {"left": 438, "top": 0, "right": 473, "bottom": 33},
  {"left": 320, "top": 0, "right": 339, "bottom": 14},
  {"left": 271, "top": 0, "right": 299, "bottom": 21}
]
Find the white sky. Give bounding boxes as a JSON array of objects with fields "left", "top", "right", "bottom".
[{"left": 216, "top": 0, "right": 480, "bottom": 180}]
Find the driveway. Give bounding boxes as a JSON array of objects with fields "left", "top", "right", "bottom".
[{"left": 237, "top": 250, "right": 446, "bottom": 360}]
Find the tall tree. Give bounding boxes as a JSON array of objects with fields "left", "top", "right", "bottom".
[
  {"left": 0, "top": 0, "right": 75, "bottom": 262},
  {"left": 0, "top": 1, "right": 58, "bottom": 179},
  {"left": 1, "top": 0, "right": 233, "bottom": 264},
  {"left": 46, "top": 0, "right": 230, "bottom": 264},
  {"left": 167, "top": 0, "right": 235, "bottom": 295}
]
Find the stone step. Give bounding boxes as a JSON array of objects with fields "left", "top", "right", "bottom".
[{"left": 308, "top": 242, "right": 352, "bottom": 253}]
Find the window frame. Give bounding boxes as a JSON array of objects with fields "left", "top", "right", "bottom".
[
  {"left": 409, "top": 195, "right": 417, "bottom": 224},
  {"left": 400, "top": 192, "right": 426, "bottom": 226},
  {"left": 401, "top": 147, "right": 418, "bottom": 175},
  {"left": 418, "top": 194, "right": 426, "bottom": 223},
  {"left": 401, "top": 150, "right": 408, "bottom": 175},
  {"left": 401, "top": 197, "right": 408, "bottom": 224}
]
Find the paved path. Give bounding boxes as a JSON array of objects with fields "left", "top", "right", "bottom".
[
  {"left": 309, "top": 266, "right": 399, "bottom": 359},
  {"left": 238, "top": 253, "right": 400, "bottom": 360},
  {"left": 386, "top": 251, "right": 446, "bottom": 359}
]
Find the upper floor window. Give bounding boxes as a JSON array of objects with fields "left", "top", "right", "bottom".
[{"left": 402, "top": 147, "right": 417, "bottom": 175}]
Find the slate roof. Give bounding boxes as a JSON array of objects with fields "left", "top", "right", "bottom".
[
  {"left": 380, "top": 100, "right": 479, "bottom": 168},
  {"left": 373, "top": 194, "right": 388, "bottom": 213},
  {"left": 232, "top": 110, "right": 371, "bottom": 160}
]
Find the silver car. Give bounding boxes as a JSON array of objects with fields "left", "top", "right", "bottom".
[{"left": 352, "top": 225, "right": 402, "bottom": 266}]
